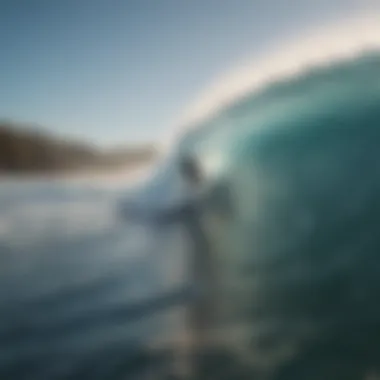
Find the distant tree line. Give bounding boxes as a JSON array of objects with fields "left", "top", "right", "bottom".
[{"left": 0, "top": 121, "right": 157, "bottom": 173}]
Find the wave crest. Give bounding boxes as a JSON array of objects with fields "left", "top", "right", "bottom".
[{"left": 163, "top": 12, "right": 380, "bottom": 148}]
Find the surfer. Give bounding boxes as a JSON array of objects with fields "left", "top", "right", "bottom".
[
  {"left": 120, "top": 154, "right": 235, "bottom": 377},
  {"left": 156, "top": 155, "right": 218, "bottom": 378},
  {"left": 120, "top": 154, "right": 220, "bottom": 375},
  {"left": 148, "top": 155, "right": 216, "bottom": 338}
]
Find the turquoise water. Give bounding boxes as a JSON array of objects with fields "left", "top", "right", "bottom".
[{"left": 171, "top": 51, "right": 380, "bottom": 378}]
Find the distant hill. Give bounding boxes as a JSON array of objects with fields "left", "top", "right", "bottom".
[{"left": 0, "top": 122, "right": 158, "bottom": 174}]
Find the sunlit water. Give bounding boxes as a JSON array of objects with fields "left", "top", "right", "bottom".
[{"left": 0, "top": 178, "right": 189, "bottom": 380}]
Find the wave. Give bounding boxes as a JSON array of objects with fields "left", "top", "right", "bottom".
[
  {"left": 113, "top": 14, "right": 380, "bottom": 377},
  {"left": 159, "top": 12, "right": 380, "bottom": 149},
  {"left": 148, "top": 14, "right": 380, "bottom": 211},
  {"left": 138, "top": 36, "right": 380, "bottom": 376}
]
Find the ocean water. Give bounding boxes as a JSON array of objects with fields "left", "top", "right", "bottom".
[
  {"left": 3, "top": 50, "right": 380, "bottom": 380},
  {"left": 0, "top": 178, "right": 190, "bottom": 379}
]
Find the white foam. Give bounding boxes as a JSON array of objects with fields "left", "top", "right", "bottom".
[{"left": 162, "top": 12, "right": 380, "bottom": 149}]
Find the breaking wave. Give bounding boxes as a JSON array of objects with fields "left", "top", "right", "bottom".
[{"left": 150, "top": 21, "right": 380, "bottom": 377}]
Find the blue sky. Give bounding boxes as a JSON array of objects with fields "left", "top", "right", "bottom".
[{"left": 0, "top": 0, "right": 375, "bottom": 146}]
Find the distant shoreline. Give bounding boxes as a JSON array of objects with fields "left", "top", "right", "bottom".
[{"left": 0, "top": 121, "right": 159, "bottom": 178}]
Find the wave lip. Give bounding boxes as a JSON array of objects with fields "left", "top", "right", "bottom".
[{"left": 166, "top": 12, "right": 380, "bottom": 144}]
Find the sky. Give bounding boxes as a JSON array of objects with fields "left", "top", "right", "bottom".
[{"left": 0, "top": 0, "right": 377, "bottom": 146}]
